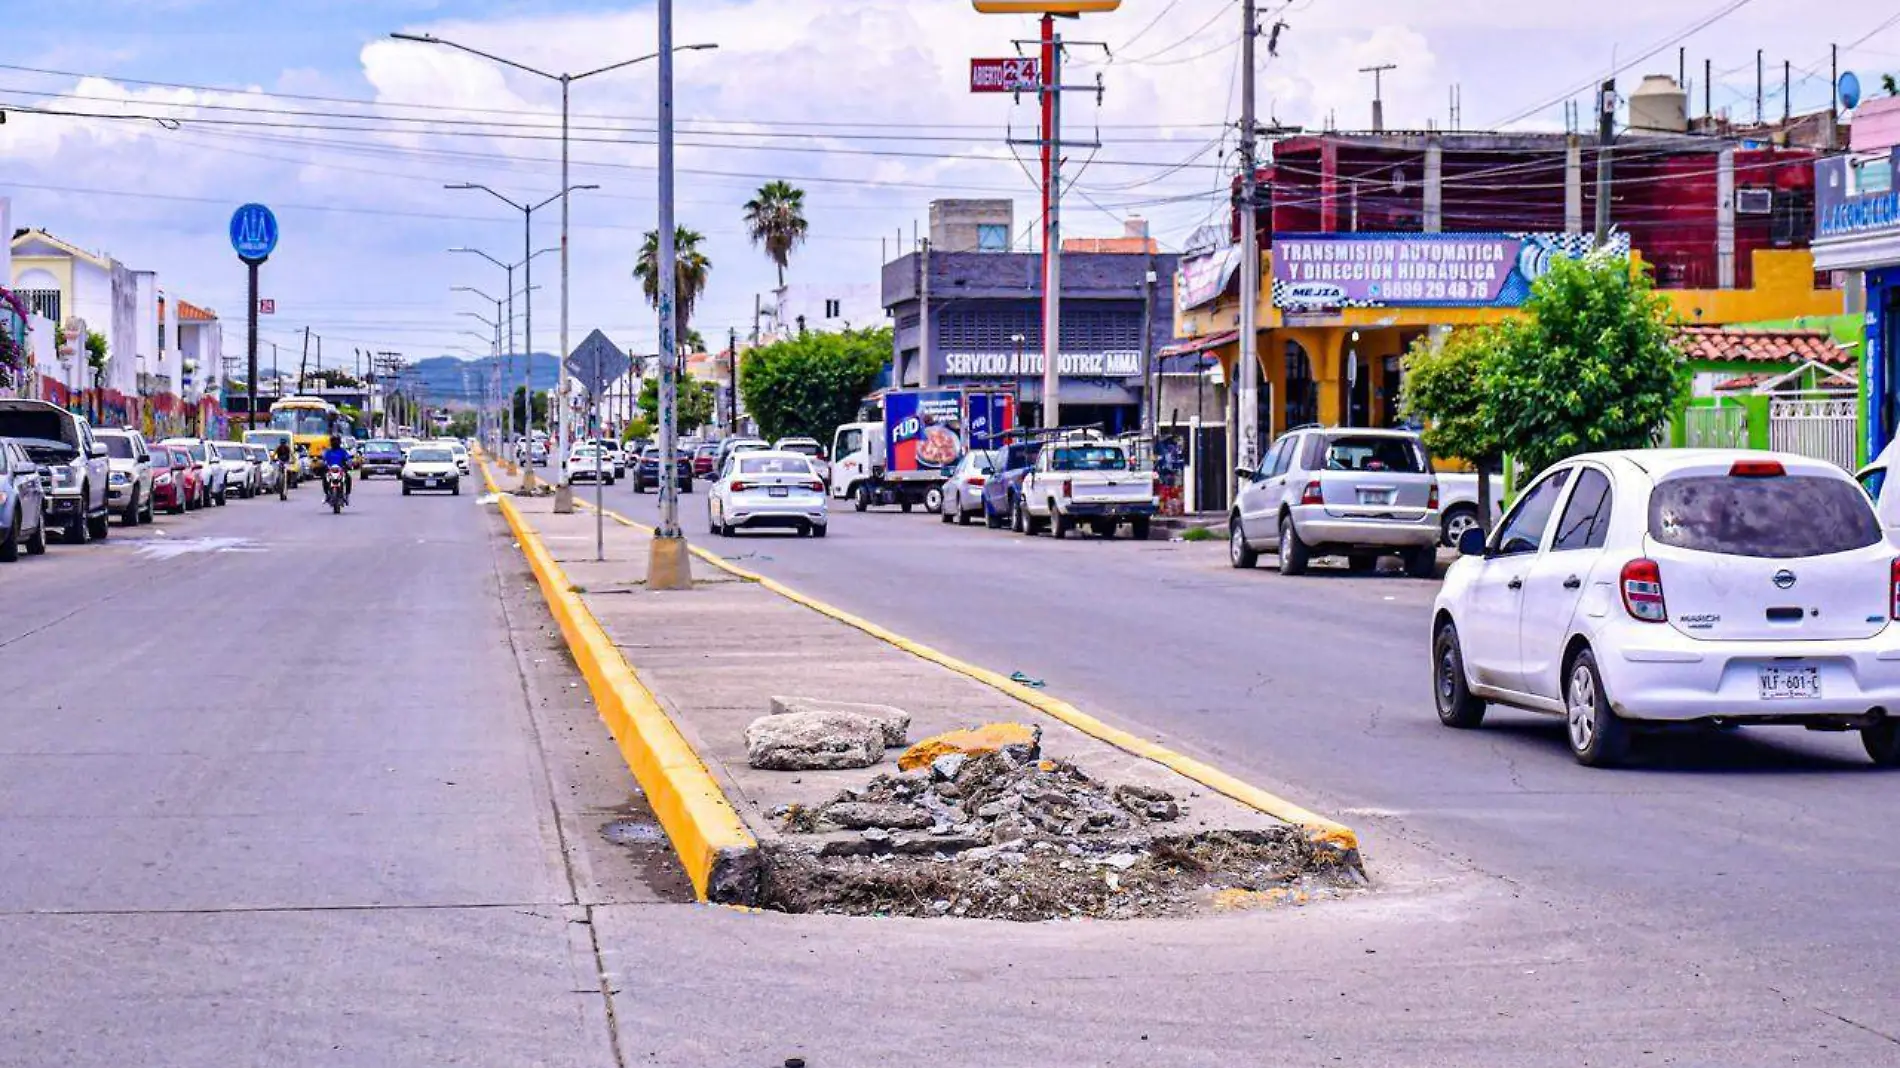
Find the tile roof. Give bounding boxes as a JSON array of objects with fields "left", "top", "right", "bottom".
[
  {"left": 174, "top": 299, "right": 215, "bottom": 321},
  {"left": 1677, "top": 326, "right": 1852, "bottom": 367}
]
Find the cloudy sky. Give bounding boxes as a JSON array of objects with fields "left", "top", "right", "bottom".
[{"left": 4, "top": 0, "right": 1892, "bottom": 376}]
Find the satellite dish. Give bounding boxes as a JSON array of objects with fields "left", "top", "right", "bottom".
[{"left": 1840, "top": 71, "right": 1862, "bottom": 110}]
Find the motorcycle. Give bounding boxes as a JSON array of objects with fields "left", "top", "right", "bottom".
[{"left": 323, "top": 466, "right": 349, "bottom": 514}]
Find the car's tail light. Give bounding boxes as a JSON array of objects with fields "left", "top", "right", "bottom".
[
  {"left": 730, "top": 480, "right": 748, "bottom": 492},
  {"left": 1729, "top": 460, "right": 1785, "bottom": 478},
  {"left": 1058, "top": 479, "right": 1072, "bottom": 498},
  {"left": 1300, "top": 480, "right": 1324, "bottom": 506},
  {"left": 1428, "top": 483, "right": 1439, "bottom": 510},
  {"left": 806, "top": 479, "right": 825, "bottom": 492},
  {"left": 1621, "top": 559, "right": 1668, "bottom": 623},
  {"left": 1889, "top": 558, "right": 1900, "bottom": 621},
  {"left": 968, "top": 476, "right": 987, "bottom": 487}
]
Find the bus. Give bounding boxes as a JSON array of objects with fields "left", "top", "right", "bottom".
[{"left": 267, "top": 396, "right": 342, "bottom": 461}]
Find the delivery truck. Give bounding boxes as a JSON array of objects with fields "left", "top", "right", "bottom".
[{"left": 828, "top": 387, "right": 1016, "bottom": 512}]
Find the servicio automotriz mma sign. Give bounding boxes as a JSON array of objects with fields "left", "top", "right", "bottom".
[
  {"left": 941, "top": 350, "right": 1142, "bottom": 378},
  {"left": 1271, "top": 231, "right": 1628, "bottom": 309},
  {"left": 970, "top": 57, "right": 1040, "bottom": 93}
]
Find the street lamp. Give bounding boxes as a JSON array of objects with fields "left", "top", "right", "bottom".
[
  {"left": 390, "top": 31, "right": 717, "bottom": 489},
  {"left": 449, "top": 245, "right": 555, "bottom": 462}
]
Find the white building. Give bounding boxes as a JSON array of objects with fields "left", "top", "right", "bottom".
[
  {"left": 764, "top": 282, "right": 885, "bottom": 340},
  {"left": 9, "top": 229, "right": 146, "bottom": 402}
]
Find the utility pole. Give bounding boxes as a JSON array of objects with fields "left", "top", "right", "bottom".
[
  {"left": 1595, "top": 78, "right": 1616, "bottom": 246},
  {"left": 727, "top": 326, "right": 739, "bottom": 433},
  {"left": 1139, "top": 253, "right": 1156, "bottom": 439},
  {"left": 1784, "top": 59, "right": 1792, "bottom": 124},
  {"left": 1756, "top": 49, "right": 1764, "bottom": 126},
  {"left": 647, "top": 0, "right": 692, "bottom": 589},
  {"left": 1359, "top": 63, "right": 1396, "bottom": 132},
  {"left": 1237, "top": 0, "right": 1262, "bottom": 478},
  {"left": 918, "top": 237, "right": 933, "bottom": 388},
  {"left": 298, "top": 326, "right": 310, "bottom": 393}
]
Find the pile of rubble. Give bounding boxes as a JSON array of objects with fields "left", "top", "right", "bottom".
[{"left": 760, "top": 742, "right": 1360, "bottom": 921}]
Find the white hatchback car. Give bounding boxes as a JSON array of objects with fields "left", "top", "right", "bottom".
[
  {"left": 1432, "top": 450, "right": 1900, "bottom": 768},
  {"left": 708, "top": 450, "right": 828, "bottom": 538}
]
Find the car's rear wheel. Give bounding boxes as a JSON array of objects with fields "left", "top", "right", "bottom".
[
  {"left": 1277, "top": 515, "right": 1309, "bottom": 576},
  {"left": 924, "top": 487, "right": 943, "bottom": 513},
  {"left": 1565, "top": 648, "right": 1629, "bottom": 768},
  {"left": 957, "top": 504, "right": 973, "bottom": 526},
  {"left": 1052, "top": 508, "right": 1070, "bottom": 539},
  {"left": 1347, "top": 553, "right": 1377, "bottom": 574},
  {"left": 1441, "top": 504, "right": 1480, "bottom": 548},
  {"left": 1405, "top": 543, "right": 1438, "bottom": 579},
  {"left": 811, "top": 523, "right": 828, "bottom": 539},
  {"left": 1862, "top": 721, "right": 1900, "bottom": 767},
  {"left": 1432, "top": 622, "right": 1486, "bottom": 728},
  {"left": 900, "top": 500, "right": 913, "bottom": 514},
  {"left": 854, "top": 484, "right": 871, "bottom": 512},
  {"left": 1012, "top": 497, "right": 1028, "bottom": 534},
  {"left": 1, "top": 511, "right": 20, "bottom": 562},
  {"left": 1130, "top": 516, "right": 1151, "bottom": 540},
  {"left": 1229, "top": 517, "right": 1258, "bottom": 569},
  {"left": 24, "top": 514, "right": 46, "bottom": 555},
  {"left": 87, "top": 505, "right": 109, "bottom": 541},
  {"left": 940, "top": 498, "right": 954, "bottom": 524},
  {"left": 985, "top": 502, "right": 1004, "bottom": 530},
  {"left": 121, "top": 489, "right": 140, "bottom": 526},
  {"left": 140, "top": 491, "right": 154, "bottom": 524}
]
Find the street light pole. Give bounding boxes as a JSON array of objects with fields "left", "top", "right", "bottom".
[{"left": 647, "top": 0, "right": 692, "bottom": 589}]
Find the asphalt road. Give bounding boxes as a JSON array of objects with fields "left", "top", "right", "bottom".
[
  {"left": 0, "top": 475, "right": 687, "bottom": 1067},
  {"left": 613, "top": 480, "right": 1900, "bottom": 1052}
]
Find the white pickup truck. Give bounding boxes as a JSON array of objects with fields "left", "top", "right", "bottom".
[{"left": 1016, "top": 437, "right": 1157, "bottom": 539}]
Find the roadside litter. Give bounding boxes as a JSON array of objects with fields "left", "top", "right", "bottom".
[{"left": 1008, "top": 671, "right": 1046, "bottom": 688}]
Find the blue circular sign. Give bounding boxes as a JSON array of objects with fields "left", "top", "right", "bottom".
[
  {"left": 229, "top": 202, "right": 279, "bottom": 262},
  {"left": 1840, "top": 71, "right": 1862, "bottom": 111}
]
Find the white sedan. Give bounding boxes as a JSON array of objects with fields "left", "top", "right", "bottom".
[
  {"left": 401, "top": 446, "right": 461, "bottom": 495},
  {"left": 564, "top": 445, "right": 614, "bottom": 484},
  {"left": 1431, "top": 449, "right": 1900, "bottom": 768},
  {"left": 708, "top": 450, "right": 828, "bottom": 538}
]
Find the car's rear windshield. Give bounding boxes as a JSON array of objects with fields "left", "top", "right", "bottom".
[
  {"left": 1324, "top": 436, "right": 1425, "bottom": 474},
  {"left": 1049, "top": 446, "right": 1128, "bottom": 471},
  {"left": 778, "top": 441, "right": 821, "bottom": 455},
  {"left": 1649, "top": 474, "right": 1881, "bottom": 558},
  {"left": 739, "top": 456, "right": 812, "bottom": 476},
  {"left": 99, "top": 435, "right": 136, "bottom": 459},
  {"left": 410, "top": 449, "right": 452, "bottom": 463}
]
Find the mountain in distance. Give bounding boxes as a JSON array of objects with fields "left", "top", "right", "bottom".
[{"left": 405, "top": 353, "right": 559, "bottom": 404}]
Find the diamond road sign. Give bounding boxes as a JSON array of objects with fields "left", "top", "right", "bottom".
[{"left": 564, "top": 329, "right": 632, "bottom": 396}]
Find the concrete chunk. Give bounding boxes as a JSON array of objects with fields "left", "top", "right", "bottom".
[
  {"left": 771, "top": 695, "right": 911, "bottom": 747},
  {"left": 745, "top": 711, "right": 885, "bottom": 771}
]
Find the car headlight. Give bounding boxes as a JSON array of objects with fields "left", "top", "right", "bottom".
[
  {"left": 109, "top": 471, "right": 129, "bottom": 485},
  {"left": 155, "top": 474, "right": 173, "bottom": 486},
  {"left": 52, "top": 466, "right": 77, "bottom": 488}
]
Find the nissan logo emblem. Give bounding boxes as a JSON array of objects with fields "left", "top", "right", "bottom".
[{"left": 1773, "top": 569, "right": 1797, "bottom": 590}]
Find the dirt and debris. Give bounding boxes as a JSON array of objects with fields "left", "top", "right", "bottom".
[{"left": 760, "top": 747, "right": 1362, "bottom": 920}]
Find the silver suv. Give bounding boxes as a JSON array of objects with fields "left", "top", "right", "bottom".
[
  {"left": 93, "top": 427, "right": 155, "bottom": 526},
  {"left": 1230, "top": 426, "right": 1440, "bottom": 577},
  {"left": 0, "top": 399, "right": 111, "bottom": 543}
]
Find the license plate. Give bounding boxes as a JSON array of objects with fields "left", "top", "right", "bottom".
[
  {"left": 425, "top": 479, "right": 438, "bottom": 487},
  {"left": 769, "top": 486, "right": 789, "bottom": 497},
  {"left": 1357, "top": 488, "right": 1395, "bottom": 505},
  {"left": 1758, "top": 664, "right": 1820, "bottom": 701}
]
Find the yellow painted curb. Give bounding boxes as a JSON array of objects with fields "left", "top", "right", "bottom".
[
  {"left": 578, "top": 498, "right": 1359, "bottom": 854},
  {"left": 480, "top": 462, "right": 759, "bottom": 902}
]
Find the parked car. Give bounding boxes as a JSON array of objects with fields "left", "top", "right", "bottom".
[
  {"left": 153, "top": 444, "right": 200, "bottom": 514},
  {"left": 981, "top": 439, "right": 1045, "bottom": 530},
  {"left": 214, "top": 441, "right": 258, "bottom": 499},
  {"left": 164, "top": 438, "right": 227, "bottom": 508},
  {"left": 358, "top": 439, "right": 406, "bottom": 479},
  {"left": 692, "top": 443, "right": 721, "bottom": 479},
  {"left": 0, "top": 438, "right": 50, "bottom": 561},
  {"left": 0, "top": 399, "right": 112, "bottom": 543},
  {"left": 708, "top": 450, "right": 828, "bottom": 537},
  {"left": 1016, "top": 436, "right": 1157, "bottom": 539},
  {"left": 400, "top": 445, "right": 461, "bottom": 495},
  {"left": 939, "top": 448, "right": 999, "bottom": 526},
  {"left": 247, "top": 444, "right": 283, "bottom": 496},
  {"left": 1432, "top": 449, "right": 1900, "bottom": 768},
  {"left": 565, "top": 443, "right": 613, "bottom": 485},
  {"left": 1436, "top": 471, "right": 1508, "bottom": 547},
  {"left": 1229, "top": 426, "right": 1440, "bottom": 578},
  {"left": 774, "top": 436, "right": 831, "bottom": 483},
  {"left": 633, "top": 445, "right": 694, "bottom": 493},
  {"left": 93, "top": 427, "right": 155, "bottom": 526}
]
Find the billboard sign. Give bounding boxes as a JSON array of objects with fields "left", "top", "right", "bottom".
[
  {"left": 940, "top": 350, "right": 1141, "bottom": 378},
  {"left": 970, "top": 57, "right": 1040, "bottom": 93},
  {"left": 1814, "top": 150, "right": 1900, "bottom": 242},
  {"left": 884, "top": 388, "right": 965, "bottom": 476},
  {"left": 1178, "top": 245, "right": 1241, "bottom": 310},
  {"left": 1270, "top": 231, "right": 1628, "bottom": 310}
]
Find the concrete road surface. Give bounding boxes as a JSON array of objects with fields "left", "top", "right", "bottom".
[{"left": 0, "top": 477, "right": 688, "bottom": 1068}]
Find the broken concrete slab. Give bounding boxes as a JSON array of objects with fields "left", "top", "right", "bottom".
[
  {"left": 897, "top": 723, "right": 1040, "bottom": 772},
  {"left": 770, "top": 695, "right": 911, "bottom": 747},
  {"left": 745, "top": 711, "right": 885, "bottom": 771}
]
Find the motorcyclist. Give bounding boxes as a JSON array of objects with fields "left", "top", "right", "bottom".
[
  {"left": 320, "top": 434, "right": 353, "bottom": 503},
  {"left": 272, "top": 440, "right": 293, "bottom": 500}
]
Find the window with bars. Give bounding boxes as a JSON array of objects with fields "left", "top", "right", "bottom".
[{"left": 15, "top": 289, "right": 60, "bottom": 323}]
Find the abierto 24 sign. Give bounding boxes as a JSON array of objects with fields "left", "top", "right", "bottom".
[{"left": 1271, "top": 231, "right": 1627, "bottom": 310}]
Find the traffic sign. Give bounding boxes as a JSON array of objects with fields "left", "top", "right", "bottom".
[
  {"left": 970, "top": 57, "right": 1040, "bottom": 93},
  {"left": 564, "top": 329, "right": 633, "bottom": 397},
  {"left": 229, "top": 203, "right": 278, "bottom": 262},
  {"left": 257, "top": 298, "right": 276, "bottom": 315}
]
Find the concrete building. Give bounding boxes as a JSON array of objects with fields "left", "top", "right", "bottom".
[
  {"left": 929, "top": 199, "right": 1014, "bottom": 253},
  {"left": 1812, "top": 93, "right": 1900, "bottom": 459},
  {"left": 766, "top": 282, "right": 884, "bottom": 339},
  {"left": 882, "top": 217, "right": 1177, "bottom": 433}
]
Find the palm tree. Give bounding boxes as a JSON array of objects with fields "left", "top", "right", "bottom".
[
  {"left": 742, "top": 181, "right": 809, "bottom": 291},
  {"left": 635, "top": 228, "right": 712, "bottom": 352}
]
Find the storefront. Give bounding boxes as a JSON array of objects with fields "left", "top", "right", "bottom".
[{"left": 1812, "top": 145, "right": 1900, "bottom": 457}]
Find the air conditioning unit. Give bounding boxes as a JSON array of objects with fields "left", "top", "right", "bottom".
[{"left": 1736, "top": 188, "right": 1773, "bottom": 215}]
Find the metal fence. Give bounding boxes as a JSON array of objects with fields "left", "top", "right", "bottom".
[
  {"left": 1684, "top": 405, "right": 1750, "bottom": 450},
  {"left": 1767, "top": 394, "right": 1859, "bottom": 471}
]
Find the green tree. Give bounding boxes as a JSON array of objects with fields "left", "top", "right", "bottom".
[
  {"left": 638, "top": 376, "right": 716, "bottom": 434},
  {"left": 738, "top": 326, "right": 890, "bottom": 443},
  {"left": 508, "top": 386, "right": 550, "bottom": 434},
  {"left": 620, "top": 416, "right": 654, "bottom": 443},
  {"left": 1882, "top": 73, "right": 1898, "bottom": 96},
  {"left": 742, "top": 180, "right": 809, "bottom": 290},
  {"left": 445, "top": 410, "right": 479, "bottom": 439},
  {"left": 85, "top": 331, "right": 109, "bottom": 423},
  {"left": 634, "top": 228, "right": 711, "bottom": 349},
  {"left": 1481, "top": 253, "right": 1689, "bottom": 477},
  {"left": 1401, "top": 327, "right": 1508, "bottom": 534}
]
